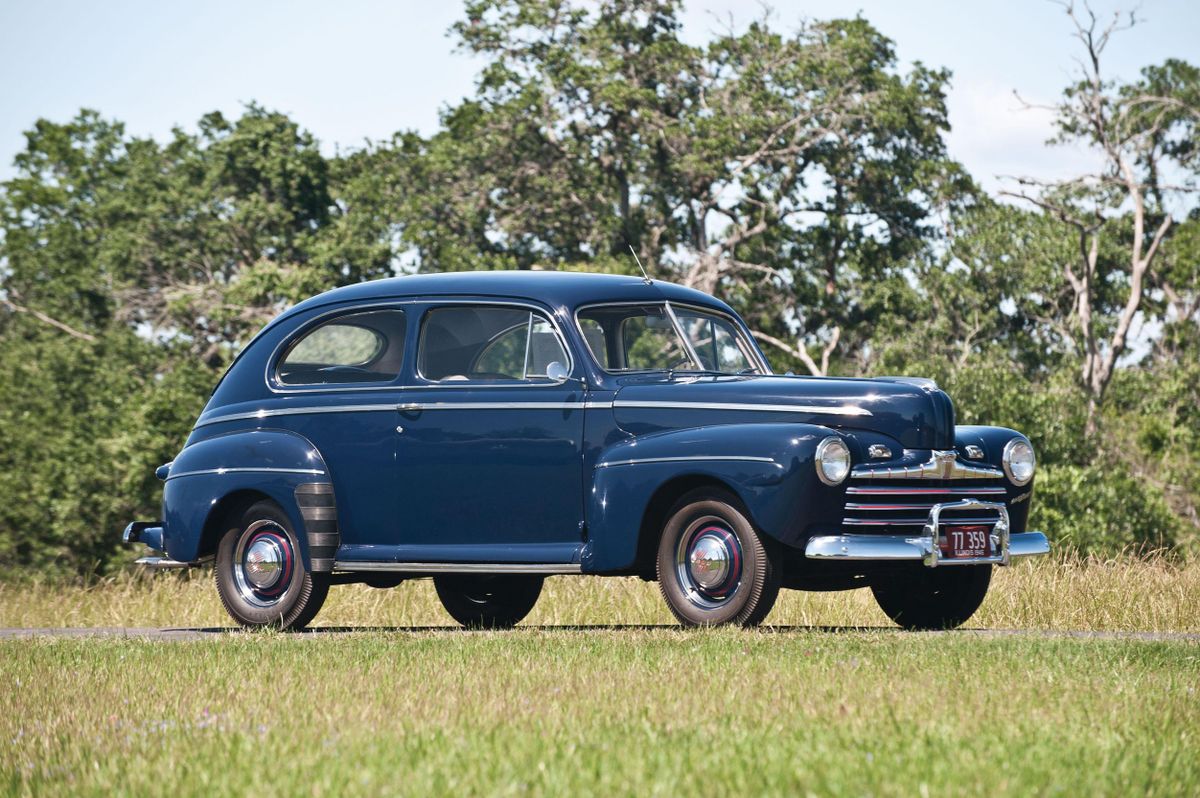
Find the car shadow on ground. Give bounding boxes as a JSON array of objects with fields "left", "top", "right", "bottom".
[{"left": 177, "top": 624, "right": 906, "bottom": 635}]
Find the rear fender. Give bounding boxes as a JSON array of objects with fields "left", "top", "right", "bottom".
[
  {"left": 161, "top": 429, "right": 333, "bottom": 569},
  {"left": 582, "top": 423, "right": 845, "bottom": 573}
]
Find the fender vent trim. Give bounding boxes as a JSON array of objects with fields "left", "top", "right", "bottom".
[{"left": 295, "top": 482, "right": 338, "bottom": 572}]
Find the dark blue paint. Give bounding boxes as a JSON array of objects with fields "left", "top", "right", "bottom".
[{"left": 146, "top": 272, "right": 1035, "bottom": 574}]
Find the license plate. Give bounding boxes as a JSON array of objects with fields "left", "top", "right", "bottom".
[{"left": 940, "top": 525, "right": 991, "bottom": 559}]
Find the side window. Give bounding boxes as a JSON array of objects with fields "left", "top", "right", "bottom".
[
  {"left": 620, "top": 311, "right": 690, "bottom": 371},
  {"left": 277, "top": 309, "right": 407, "bottom": 386},
  {"left": 418, "top": 306, "right": 569, "bottom": 383},
  {"left": 578, "top": 318, "right": 610, "bottom": 369},
  {"left": 675, "top": 311, "right": 755, "bottom": 373}
]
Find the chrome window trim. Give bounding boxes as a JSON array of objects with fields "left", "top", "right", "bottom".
[
  {"left": 265, "top": 298, "right": 578, "bottom": 394},
  {"left": 266, "top": 300, "right": 420, "bottom": 395},
  {"left": 414, "top": 301, "right": 576, "bottom": 387},
  {"left": 165, "top": 467, "right": 326, "bottom": 481},
  {"left": 573, "top": 300, "right": 772, "bottom": 376},
  {"left": 596, "top": 455, "right": 780, "bottom": 469}
]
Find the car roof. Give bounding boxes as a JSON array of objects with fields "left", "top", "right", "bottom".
[{"left": 276, "top": 271, "right": 734, "bottom": 325}]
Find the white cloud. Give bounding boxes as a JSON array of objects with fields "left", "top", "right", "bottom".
[{"left": 946, "top": 79, "right": 1103, "bottom": 195}]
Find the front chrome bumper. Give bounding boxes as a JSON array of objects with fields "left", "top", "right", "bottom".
[
  {"left": 805, "top": 498, "right": 1049, "bottom": 567},
  {"left": 804, "top": 531, "right": 1050, "bottom": 565}
]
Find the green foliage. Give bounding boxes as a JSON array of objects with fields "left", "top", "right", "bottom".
[
  {"left": 1031, "top": 464, "right": 1185, "bottom": 553},
  {"left": 0, "top": 322, "right": 208, "bottom": 573},
  {"left": 0, "top": 1, "right": 1197, "bottom": 572}
]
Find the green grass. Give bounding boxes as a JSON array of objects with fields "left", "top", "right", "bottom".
[
  {"left": 3, "top": 555, "right": 1199, "bottom": 796},
  {"left": 2, "top": 632, "right": 1198, "bottom": 796}
]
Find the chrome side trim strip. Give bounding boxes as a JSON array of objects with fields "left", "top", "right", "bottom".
[
  {"left": 195, "top": 404, "right": 397, "bottom": 428},
  {"left": 851, "top": 450, "right": 1003, "bottom": 480},
  {"left": 197, "top": 398, "right": 870, "bottom": 427},
  {"left": 596, "top": 455, "right": 779, "bottom": 469},
  {"left": 333, "top": 561, "right": 582, "bottom": 574},
  {"left": 197, "top": 400, "right": 606, "bottom": 427},
  {"left": 401, "top": 401, "right": 588, "bottom": 411},
  {"left": 612, "top": 400, "right": 871, "bottom": 417},
  {"left": 166, "top": 467, "right": 326, "bottom": 480}
]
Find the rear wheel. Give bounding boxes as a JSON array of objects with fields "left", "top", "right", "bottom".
[
  {"left": 656, "top": 488, "right": 781, "bottom": 627},
  {"left": 214, "top": 500, "right": 329, "bottom": 630},
  {"left": 433, "top": 574, "right": 544, "bottom": 629},
  {"left": 871, "top": 565, "right": 992, "bottom": 630}
]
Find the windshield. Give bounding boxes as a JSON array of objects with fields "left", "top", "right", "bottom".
[{"left": 577, "top": 303, "right": 765, "bottom": 374}]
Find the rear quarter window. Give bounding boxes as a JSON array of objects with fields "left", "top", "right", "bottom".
[{"left": 277, "top": 309, "right": 407, "bottom": 386}]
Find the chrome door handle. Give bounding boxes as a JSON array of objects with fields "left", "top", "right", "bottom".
[{"left": 399, "top": 402, "right": 423, "bottom": 412}]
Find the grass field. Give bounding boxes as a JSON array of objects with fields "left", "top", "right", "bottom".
[
  {"left": 1, "top": 553, "right": 1198, "bottom": 631},
  {"left": 2, "top": 555, "right": 1199, "bottom": 796}
]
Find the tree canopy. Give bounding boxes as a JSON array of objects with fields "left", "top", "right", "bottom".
[{"left": 1, "top": 0, "right": 1197, "bottom": 574}]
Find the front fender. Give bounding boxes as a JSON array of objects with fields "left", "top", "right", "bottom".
[
  {"left": 161, "top": 428, "right": 332, "bottom": 567},
  {"left": 582, "top": 423, "right": 845, "bottom": 573},
  {"left": 956, "top": 425, "right": 1035, "bottom": 533}
]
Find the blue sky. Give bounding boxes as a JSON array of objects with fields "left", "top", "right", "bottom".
[{"left": 1, "top": 1, "right": 1197, "bottom": 190}]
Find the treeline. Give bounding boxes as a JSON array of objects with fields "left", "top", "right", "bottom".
[{"left": 1, "top": 0, "right": 1197, "bottom": 574}]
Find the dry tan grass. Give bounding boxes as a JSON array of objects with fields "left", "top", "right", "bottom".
[{"left": 2, "top": 552, "right": 1197, "bottom": 631}]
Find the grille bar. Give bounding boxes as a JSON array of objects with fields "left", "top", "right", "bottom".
[
  {"left": 843, "top": 516, "right": 1001, "bottom": 527},
  {"left": 842, "top": 480, "right": 1008, "bottom": 533},
  {"left": 846, "top": 486, "right": 1006, "bottom": 496}
]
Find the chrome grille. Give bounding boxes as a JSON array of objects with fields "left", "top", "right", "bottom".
[{"left": 842, "top": 482, "right": 1007, "bottom": 531}]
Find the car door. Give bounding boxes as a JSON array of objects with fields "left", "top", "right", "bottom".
[
  {"left": 392, "top": 301, "right": 587, "bottom": 564},
  {"left": 268, "top": 306, "right": 409, "bottom": 547}
]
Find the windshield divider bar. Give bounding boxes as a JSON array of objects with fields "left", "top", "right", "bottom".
[{"left": 664, "top": 301, "right": 703, "bottom": 371}]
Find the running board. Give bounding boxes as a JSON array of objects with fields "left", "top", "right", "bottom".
[{"left": 333, "top": 561, "right": 582, "bottom": 575}]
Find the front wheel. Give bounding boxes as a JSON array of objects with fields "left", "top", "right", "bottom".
[
  {"left": 434, "top": 574, "right": 544, "bottom": 629},
  {"left": 656, "top": 488, "right": 782, "bottom": 627},
  {"left": 871, "top": 565, "right": 992, "bottom": 630},
  {"left": 214, "top": 499, "right": 329, "bottom": 630}
]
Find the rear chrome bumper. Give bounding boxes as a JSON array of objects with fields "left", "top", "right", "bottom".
[
  {"left": 805, "top": 530, "right": 1050, "bottom": 566},
  {"left": 123, "top": 521, "right": 199, "bottom": 568},
  {"left": 134, "top": 556, "right": 196, "bottom": 569},
  {"left": 122, "top": 521, "right": 164, "bottom": 550}
]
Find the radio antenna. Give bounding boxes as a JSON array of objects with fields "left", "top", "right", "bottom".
[{"left": 628, "top": 244, "right": 652, "bottom": 285}]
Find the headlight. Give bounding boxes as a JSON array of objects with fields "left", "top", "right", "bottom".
[
  {"left": 815, "top": 437, "right": 851, "bottom": 485},
  {"left": 1002, "top": 438, "right": 1036, "bottom": 485}
]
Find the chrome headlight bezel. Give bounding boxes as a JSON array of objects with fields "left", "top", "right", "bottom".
[
  {"left": 815, "top": 436, "right": 851, "bottom": 486},
  {"left": 1002, "top": 437, "right": 1036, "bottom": 486}
]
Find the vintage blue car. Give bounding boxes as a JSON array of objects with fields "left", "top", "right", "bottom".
[{"left": 123, "top": 271, "right": 1048, "bottom": 630}]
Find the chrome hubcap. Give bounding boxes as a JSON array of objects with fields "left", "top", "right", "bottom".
[
  {"left": 243, "top": 538, "right": 284, "bottom": 589},
  {"left": 675, "top": 520, "right": 742, "bottom": 609},
  {"left": 232, "top": 521, "right": 295, "bottom": 607},
  {"left": 689, "top": 535, "right": 731, "bottom": 589}
]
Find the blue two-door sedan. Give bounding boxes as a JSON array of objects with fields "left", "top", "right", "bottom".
[{"left": 123, "top": 270, "right": 1048, "bottom": 630}]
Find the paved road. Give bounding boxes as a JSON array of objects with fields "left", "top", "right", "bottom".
[{"left": 1, "top": 626, "right": 1197, "bottom": 641}]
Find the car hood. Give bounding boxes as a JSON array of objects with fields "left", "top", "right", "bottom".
[{"left": 610, "top": 374, "right": 955, "bottom": 449}]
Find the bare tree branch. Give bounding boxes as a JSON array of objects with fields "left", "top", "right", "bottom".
[{"left": 1, "top": 293, "right": 98, "bottom": 342}]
